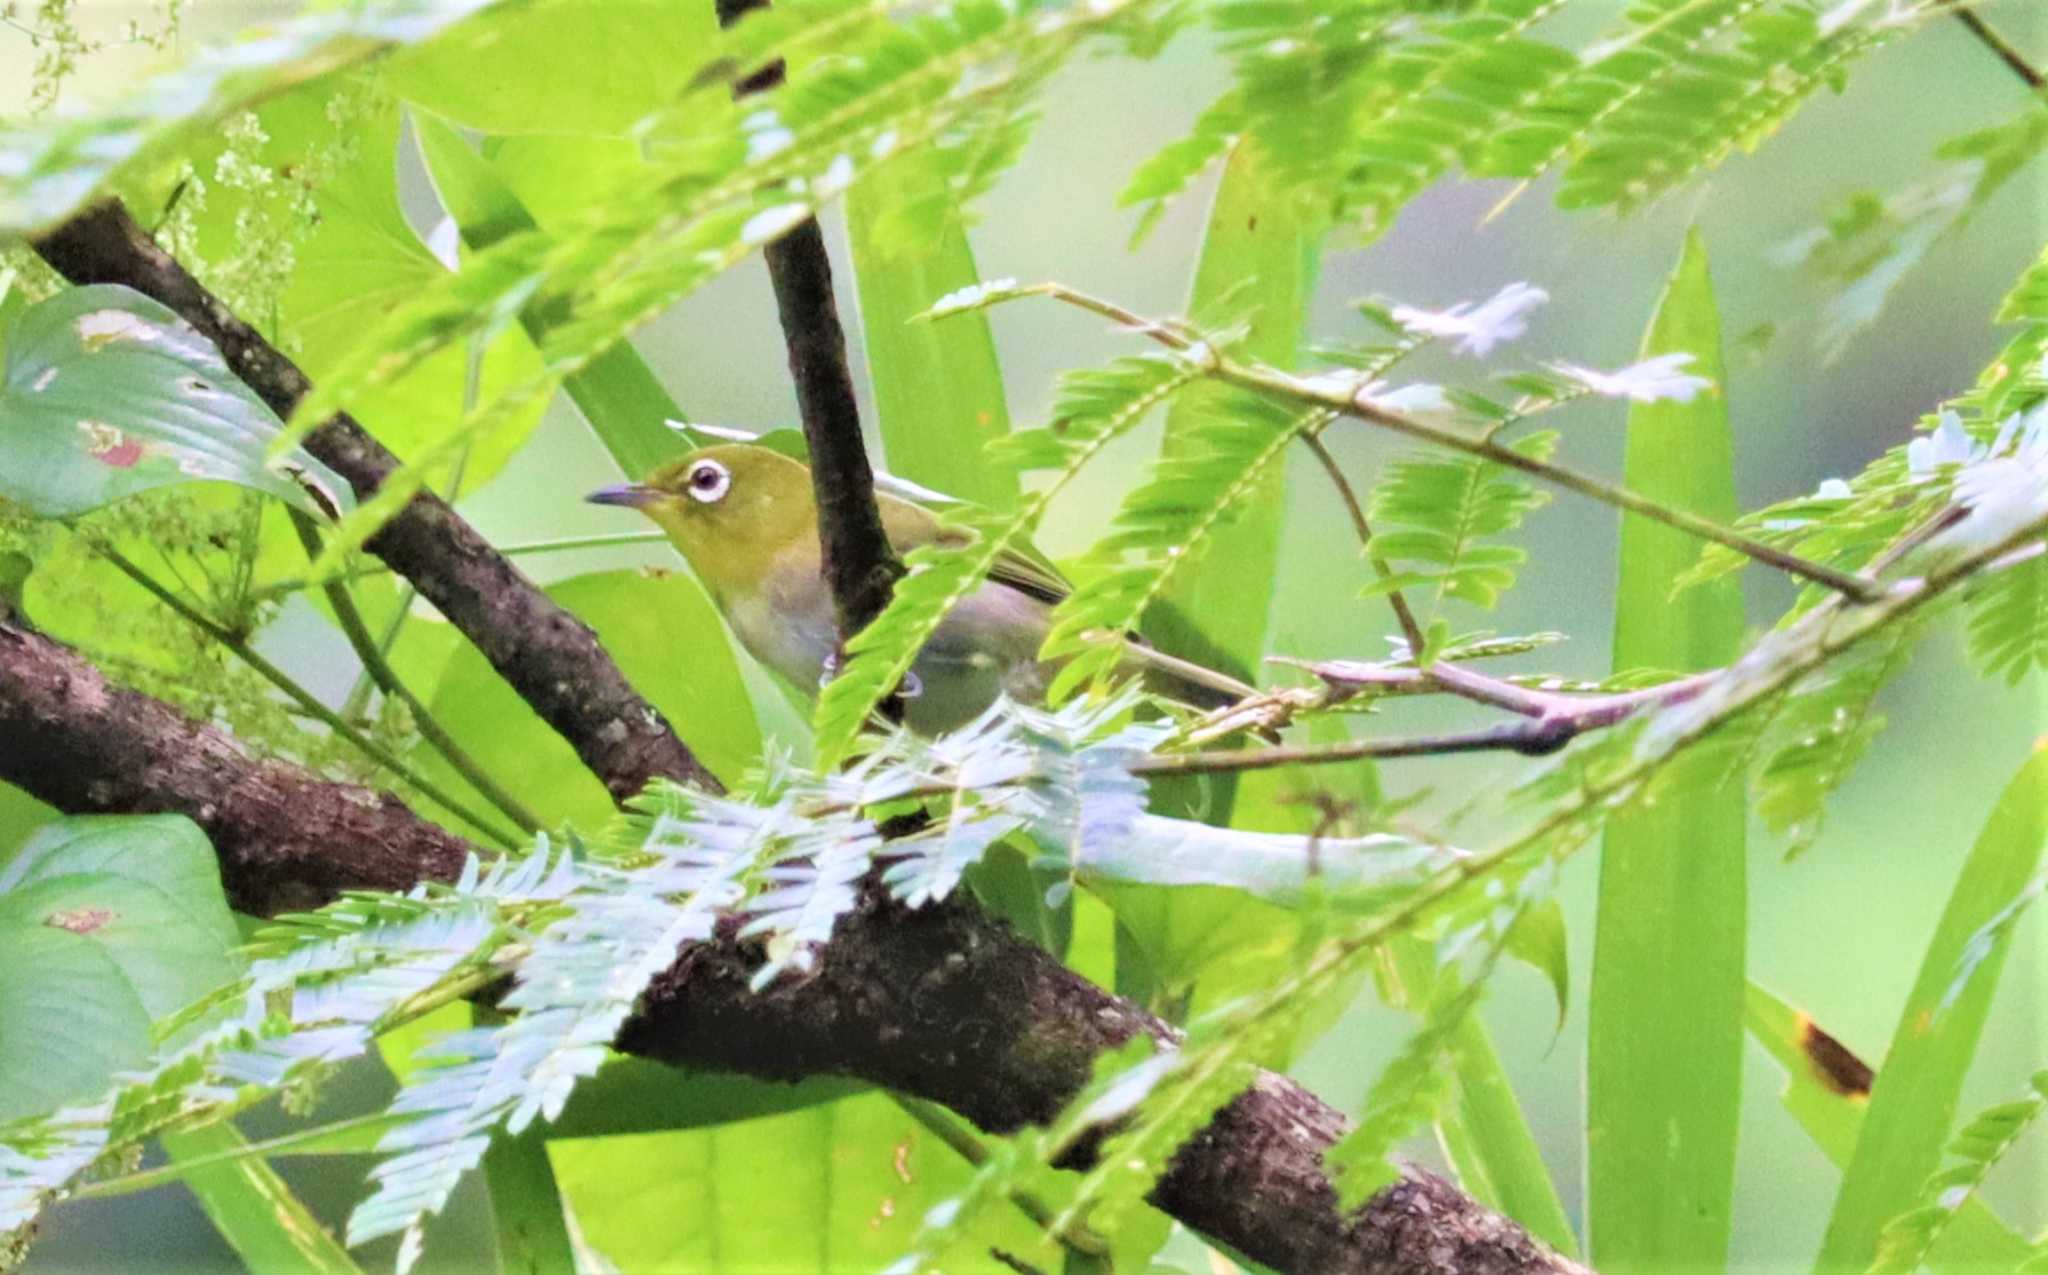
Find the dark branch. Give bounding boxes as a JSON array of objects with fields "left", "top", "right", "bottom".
[
  {"left": 29, "top": 200, "right": 721, "bottom": 803},
  {"left": 713, "top": 0, "right": 906, "bottom": 639},
  {"left": 0, "top": 616, "right": 1583, "bottom": 1275},
  {"left": 0, "top": 616, "right": 468, "bottom": 915},
  {"left": 1953, "top": 5, "right": 2044, "bottom": 90}
]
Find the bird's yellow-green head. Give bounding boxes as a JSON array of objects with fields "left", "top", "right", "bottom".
[{"left": 585, "top": 443, "right": 819, "bottom": 605}]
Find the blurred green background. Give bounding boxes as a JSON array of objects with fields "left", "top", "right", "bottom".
[{"left": 5, "top": 2, "right": 2044, "bottom": 1270}]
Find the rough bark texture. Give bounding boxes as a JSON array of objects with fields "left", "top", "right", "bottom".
[
  {"left": 0, "top": 616, "right": 468, "bottom": 915},
  {"left": 29, "top": 200, "right": 719, "bottom": 802},
  {"left": 713, "top": 0, "right": 906, "bottom": 639},
  {"left": 0, "top": 617, "right": 1583, "bottom": 1274}
]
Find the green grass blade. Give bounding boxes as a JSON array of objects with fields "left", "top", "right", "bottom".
[
  {"left": 1745, "top": 984, "right": 2029, "bottom": 1272},
  {"left": 845, "top": 152, "right": 1016, "bottom": 509},
  {"left": 413, "top": 113, "right": 687, "bottom": 479},
  {"left": 1390, "top": 939, "right": 1579, "bottom": 1257},
  {"left": 161, "top": 1121, "right": 364, "bottom": 1275},
  {"left": 1815, "top": 741, "right": 2048, "bottom": 1272},
  {"left": 1151, "top": 139, "right": 1320, "bottom": 673},
  {"left": 1588, "top": 227, "right": 1747, "bottom": 1271}
]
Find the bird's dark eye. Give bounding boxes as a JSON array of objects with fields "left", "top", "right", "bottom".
[{"left": 684, "top": 459, "right": 732, "bottom": 504}]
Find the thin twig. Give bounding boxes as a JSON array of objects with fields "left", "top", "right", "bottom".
[
  {"left": 886, "top": 1093, "right": 1109, "bottom": 1259},
  {"left": 96, "top": 546, "right": 525, "bottom": 849},
  {"left": 1952, "top": 4, "right": 2045, "bottom": 90},
  {"left": 251, "top": 531, "right": 672, "bottom": 601},
  {"left": 288, "top": 511, "right": 544, "bottom": 836},
  {"left": 1033, "top": 283, "right": 1883, "bottom": 603},
  {"left": 1299, "top": 429, "right": 1429, "bottom": 654},
  {"left": 1140, "top": 671, "right": 1715, "bottom": 773}
]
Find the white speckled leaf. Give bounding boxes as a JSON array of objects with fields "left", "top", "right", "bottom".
[{"left": 0, "top": 285, "right": 351, "bottom": 518}]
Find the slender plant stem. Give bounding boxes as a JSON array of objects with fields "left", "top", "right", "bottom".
[
  {"left": 70, "top": 1114, "right": 401, "bottom": 1201},
  {"left": 1141, "top": 673, "right": 1713, "bottom": 773},
  {"left": 253, "top": 532, "right": 673, "bottom": 601},
  {"left": 288, "top": 511, "right": 544, "bottom": 835},
  {"left": 1299, "top": 430, "right": 1429, "bottom": 655},
  {"left": 885, "top": 1092, "right": 1110, "bottom": 1260},
  {"left": 1032, "top": 282, "right": 1882, "bottom": 603},
  {"left": 96, "top": 546, "right": 525, "bottom": 849},
  {"left": 1952, "top": 4, "right": 2045, "bottom": 90}
]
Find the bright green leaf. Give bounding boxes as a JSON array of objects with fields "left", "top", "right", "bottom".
[
  {"left": 1588, "top": 228, "right": 1747, "bottom": 1273},
  {"left": 1744, "top": 983, "right": 2029, "bottom": 1272},
  {"left": 846, "top": 147, "right": 1016, "bottom": 510},
  {"left": 552, "top": 1091, "right": 1041, "bottom": 1272},
  {"left": 385, "top": 0, "right": 722, "bottom": 137},
  {"left": 0, "top": 286, "right": 351, "bottom": 519},
  {"left": 1816, "top": 741, "right": 2048, "bottom": 1272},
  {"left": 413, "top": 570, "right": 762, "bottom": 836},
  {"left": 0, "top": 926, "right": 151, "bottom": 1122}
]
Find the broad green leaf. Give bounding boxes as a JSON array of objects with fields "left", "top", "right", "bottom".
[
  {"left": 0, "top": 814, "right": 237, "bottom": 942},
  {"left": 0, "top": 285, "right": 351, "bottom": 519},
  {"left": 0, "top": 875, "right": 238, "bottom": 1021},
  {"left": 385, "top": 0, "right": 722, "bottom": 137},
  {"left": 0, "top": 814, "right": 239, "bottom": 1018},
  {"left": 161, "top": 1121, "right": 363, "bottom": 1275},
  {"left": 1744, "top": 984, "right": 2029, "bottom": 1272},
  {"left": 413, "top": 570, "right": 762, "bottom": 836},
  {"left": 1588, "top": 228, "right": 1746, "bottom": 1272},
  {"left": 846, "top": 148, "right": 1016, "bottom": 510},
  {"left": 0, "top": 0, "right": 493, "bottom": 230},
  {"left": 1388, "top": 938, "right": 1577, "bottom": 1258},
  {"left": 552, "top": 1091, "right": 1042, "bottom": 1272},
  {"left": 1151, "top": 138, "right": 1319, "bottom": 673},
  {"left": 1816, "top": 742, "right": 2048, "bottom": 1273},
  {"left": 412, "top": 114, "right": 688, "bottom": 480},
  {"left": 0, "top": 926, "right": 151, "bottom": 1122}
]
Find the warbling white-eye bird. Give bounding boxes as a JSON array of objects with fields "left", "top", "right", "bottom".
[{"left": 586, "top": 442, "right": 1254, "bottom": 735}]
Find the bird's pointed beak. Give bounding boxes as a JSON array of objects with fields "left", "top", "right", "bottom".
[{"left": 586, "top": 483, "right": 656, "bottom": 509}]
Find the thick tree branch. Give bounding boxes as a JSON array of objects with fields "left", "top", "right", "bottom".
[
  {"left": 0, "top": 614, "right": 1582, "bottom": 1275},
  {"left": 29, "top": 200, "right": 720, "bottom": 802},
  {"left": 0, "top": 616, "right": 468, "bottom": 915},
  {"left": 713, "top": 0, "right": 906, "bottom": 638}
]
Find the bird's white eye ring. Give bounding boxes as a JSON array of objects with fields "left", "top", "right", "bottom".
[{"left": 685, "top": 459, "right": 731, "bottom": 504}]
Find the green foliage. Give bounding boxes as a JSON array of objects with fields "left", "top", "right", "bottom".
[
  {"left": 1865, "top": 1070, "right": 2048, "bottom": 1275},
  {"left": 0, "top": 0, "right": 490, "bottom": 229},
  {"left": 1363, "top": 431, "right": 1556, "bottom": 620},
  {"left": 1816, "top": 744, "right": 2048, "bottom": 1274},
  {"left": 845, "top": 145, "right": 1017, "bottom": 509},
  {"left": 4, "top": 2, "right": 2048, "bottom": 1269},
  {"left": 1781, "top": 105, "right": 2048, "bottom": 358},
  {"left": 1743, "top": 984, "right": 2031, "bottom": 1271},
  {"left": 0, "top": 285, "right": 350, "bottom": 518},
  {"left": 1589, "top": 228, "right": 1746, "bottom": 1271},
  {"left": 1041, "top": 389, "right": 1318, "bottom": 701},
  {"left": 1128, "top": 0, "right": 1945, "bottom": 241},
  {"left": 0, "top": 816, "right": 238, "bottom": 1124}
]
